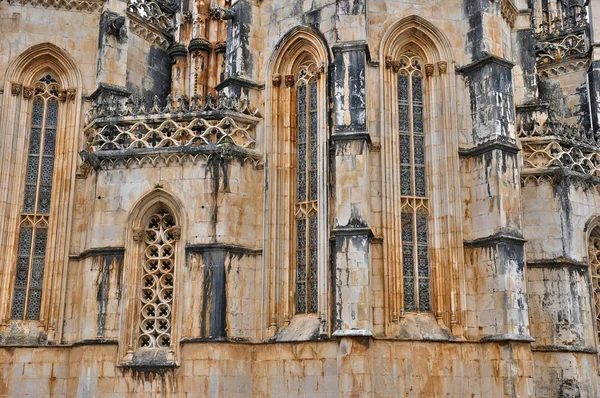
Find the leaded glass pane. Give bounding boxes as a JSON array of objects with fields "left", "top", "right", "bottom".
[
  {"left": 309, "top": 215, "right": 318, "bottom": 313},
  {"left": 415, "top": 166, "right": 427, "bottom": 197},
  {"left": 41, "top": 157, "right": 54, "bottom": 185},
  {"left": 297, "top": 218, "right": 306, "bottom": 250},
  {"left": 310, "top": 171, "right": 318, "bottom": 201},
  {"left": 44, "top": 128, "right": 56, "bottom": 155},
  {"left": 26, "top": 289, "right": 42, "bottom": 320},
  {"left": 38, "top": 185, "right": 52, "bottom": 214},
  {"left": 30, "top": 258, "right": 45, "bottom": 289},
  {"left": 31, "top": 100, "right": 44, "bottom": 126},
  {"left": 414, "top": 135, "right": 425, "bottom": 166},
  {"left": 398, "top": 74, "right": 409, "bottom": 102},
  {"left": 400, "top": 134, "right": 411, "bottom": 164},
  {"left": 413, "top": 105, "right": 424, "bottom": 133},
  {"left": 400, "top": 166, "right": 412, "bottom": 196},
  {"left": 412, "top": 75, "right": 423, "bottom": 104},
  {"left": 15, "top": 258, "right": 29, "bottom": 288},
  {"left": 296, "top": 282, "right": 306, "bottom": 314},
  {"left": 18, "top": 226, "right": 33, "bottom": 257},
  {"left": 401, "top": 212, "right": 413, "bottom": 243},
  {"left": 403, "top": 277, "right": 415, "bottom": 312},
  {"left": 310, "top": 82, "right": 318, "bottom": 114},
  {"left": 418, "top": 278, "right": 430, "bottom": 312},
  {"left": 402, "top": 245, "right": 414, "bottom": 277},
  {"left": 33, "top": 228, "right": 47, "bottom": 257},
  {"left": 417, "top": 211, "right": 428, "bottom": 244},
  {"left": 46, "top": 100, "right": 59, "bottom": 128},
  {"left": 297, "top": 85, "right": 307, "bottom": 142},
  {"left": 25, "top": 156, "right": 39, "bottom": 185},
  {"left": 29, "top": 128, "right": 41, "bottom": 153},
  {"left": 11, "top": 289, "right": 26, "bottom": 319}
]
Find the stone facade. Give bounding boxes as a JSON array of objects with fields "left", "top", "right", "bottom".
[{"left": 0, "top": 0, "right": 600, "bottom": 396}]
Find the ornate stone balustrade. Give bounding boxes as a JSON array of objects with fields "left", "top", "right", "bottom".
[
  {"left": 81, "top": 93, "right": 262, "bottom": 170},
  {"left": 530, "top": 0, "right": 588, "bottom": 38},
  {"left": 519, "top": 121, "right": 600, "bottom": 183},
  {"left": 128, "top": 0, "right": 175, "bottom": 34}
]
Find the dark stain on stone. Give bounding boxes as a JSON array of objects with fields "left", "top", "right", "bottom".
[
  {"left": 93, "top": 253, "right": 123, "bottom": 337},
  {"left": 200, "top": 250, "right": 228, "bottom": 338}
]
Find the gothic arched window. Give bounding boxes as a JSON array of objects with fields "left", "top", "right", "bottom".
[
  {"left": 295, "top": 67, "right": 319, "bottom": 314},
  {"left": 138, "top": 206, "right": 179, "bottom": 349},
  {"left": 397, "top": 55, "right": 431, "bottom": 312},
  {"left": 11, "top": 75, "right": 60, "bottom": 320}
]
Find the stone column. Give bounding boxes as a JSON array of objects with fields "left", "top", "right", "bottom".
[
  {"left": 461, "top": 0, "right": 534, "bottom": 395},
  {"left": 94, "top": 1, "right": 130, "bottom": 104},
  {"left": 214, "top": 0, "right": 262, "bottom": 99},
  {"left": 331, "top": 42, "right": 373, "bottom": 337}
]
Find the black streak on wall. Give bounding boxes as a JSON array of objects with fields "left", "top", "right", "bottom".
[
  {"left": 225, "top": 0, "right": 253, "bottom": 93},
  {"left": 333, "top": 50, "right": 367, "bottom": 133},
  {"left": 589, "top": 61, "right": 600, "bottom": 132},
  {"left": 200, "top": 250, "right": 228, "bottom": 338},
  {"left": 464, "top": 0, "right": 492, "bottom": 60},
  {"left": 206, "top": 154, "right": 230, "bottom": 240},
  {"left": 93, "top": 253, "right": 124, "bottom": 337},
  {"left": 126, "top": 47, "right": 171, "bottom": 106}
]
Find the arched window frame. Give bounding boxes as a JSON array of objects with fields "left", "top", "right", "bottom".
[
  {"left": 587, "top": 222, "right": 600, "bottom": 355},
  {"left": 0, "top": 44, "right": 82, "bottom": 343},
  {"left": 263, "top": 27, "right": 330, "bottom": 338},
  {"left": 380, "top": 17, "right": 466, "bottom": 334},
  {"left": 118, "top": 189, "right": 186, "bottom": 366}
]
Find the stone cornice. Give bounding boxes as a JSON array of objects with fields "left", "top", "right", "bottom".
[
  {"left": 464, "top": 232, "right": 526, "bottom": 248},
  {"left": 527, "top": 258, "right": 588, "bottom": 270},
  {"left": 455, "top": 53, "right": 515, "bottom": 75},
  {"left": 185, "top": 243, "right": 262, "bottom": 256},
  {"left": 69, "top": 247, "right": 125, "bottom": 261},
  {"left": 458, "top": 138, "right": 520, "bottom": 158}
]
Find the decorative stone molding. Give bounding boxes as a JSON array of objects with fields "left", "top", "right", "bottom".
[
  {"left": 437, "top": 61, "right": 447, "bottom": 74},
  {"left": 22, "top": 86, "right": 34, "bottom": 99},
  {"left": 272, "top": 74, "right": 282, "bottom": 87},
  {"left": 4, "top": 0, "right": 103, "bottom": 12},
  {"left": 58, "top": 89, "right": 67, "bottom": 102},
  {"left": 132, "top": 228, "right": 144, "bottom": 242},
  {"left": 500, "top": 0, "right": 517, "bottom": 27},
  {"left": 384, "top": 56, "right": 401, "bottom": 73},
  {"left": 127, "top": 0, "right": 175, "bottom": 33},
  {"left": 210, "top": 5, "right": 234, "bottom": 20},
  {"left": 538, "top": 59, "right": 589, "bottom": 79},
  {"left": 10, "top": 83, "right": 22, "bottom": 96},
  {"left": 536, "top": 33, "right": 587, "bottom": 67},
  {"left": 311, "top": 63, "right": 325, "bottom": 79},
  {"left": 424, "top": 63, "right": 434, "bottom": 77},
  {"left": 66, "top": 88, "right": 76, "bottom": 102},
  {"left": 128, "top": 14, "right": 172, "bottom": 50},
  {"left": 284, "top": 74, "right": 295, "bottom": 87}
]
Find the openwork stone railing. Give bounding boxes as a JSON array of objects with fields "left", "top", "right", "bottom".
[
  {"left": 2, "top": 0, "right": 103, "bottom": 12},
  {"left": 128, "top": 0, "right": 176, "bottom": 34},
  {"left": 519, "top": 121, "right": 600, "bottom": 182},
  {"left": 81, "top": 93, "right": 262, "bottom": 169}
]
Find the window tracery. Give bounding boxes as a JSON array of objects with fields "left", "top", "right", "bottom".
[
  {"left": 138, "top": 207, "right": 178, "bottom": 349},
  {"left": 589, "top": 226, "right": 600, "bottom": 347},
  {"left": 396, "top": 55, "right": 431, "bottom": 312},
  {"left": 295, "top": 67, "right": 319, "bottom": 314},
  {"left": 11, "top": 76, "right": 60, "bottom": 320}
]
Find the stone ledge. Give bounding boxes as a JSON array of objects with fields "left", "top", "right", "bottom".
[
  {"left": 215, "top": 76, "right": 265, "bottom": 92},
  {"left": 458, "top": 138, "right": 519, "bottom": 158},
  {"left": 527, "top": 258, "right": 588, "bottom": 270},
  {"left": 464, "top": 232, "right": 526, "bottom": 248},
  {"left": 480, "top": 333, "right": 535, "bottom": 343},
  {"left": 69, "top": 247, "right": 125, "bottom": 261},
  {"left": 531, "top": 344, "right": 597, "bottom": 354},
  {"left": 332, "top": 329, "right": 373, "bottom": 338},
  {"left": 185, "top": 243, "right": 262, "bottom": 256},
  {"left": 455, "top": 53, "right": 515, "bottom": 75}
]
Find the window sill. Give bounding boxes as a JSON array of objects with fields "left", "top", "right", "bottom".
[
  {"left": 118, "top": 348, "right": 178, "bottom": 369},
  {"left": 271, "top": 313, "right": 323, "bottom": 342}
]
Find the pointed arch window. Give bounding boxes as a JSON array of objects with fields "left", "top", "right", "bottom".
[
  {"left": 138, "top": 206, "right": 179, "bottom": 349},
  {"left": 11, "top": 75, "right": 60, "bottom": 320},
  {"left": 397, "top": 55, "right": 431, "bottom": 312},
  {"left": 295, "top": 67, "right": 319, "bottom": 314}
]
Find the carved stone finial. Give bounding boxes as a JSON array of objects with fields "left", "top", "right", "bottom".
[
  {"left": 272, "top": 74, "right": 282, "bottom": 87},
  {"left": 437, "top": 61, "right": 448, "bottom": 75},
  {"left": 22, "top": 86, "right": 34, "bottom": 100},
  {"left": 284, "top": 74, "right": 295, "bottom": 87},
  {"left": 425, "top": 63, "right": 435, "bottom": 77},
  {"left": 133, "top": 228, "right": 144, "bottom": 242},
  {"left": 11, "top": 83, "right": 22, "bottom": 96}
]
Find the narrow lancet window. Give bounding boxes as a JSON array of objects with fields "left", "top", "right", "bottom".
[
  {"left": 295, "top": 69, "right": 319, "bottom": 314},
  {"left": 397, "top": 56, "right": 431, "bottom": 312},
  {"left": 139, "top": 207, "right": 177, "bottom": 349},
  {"left": 11, "top": 75, "right": 59, "bottom": 320}
]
